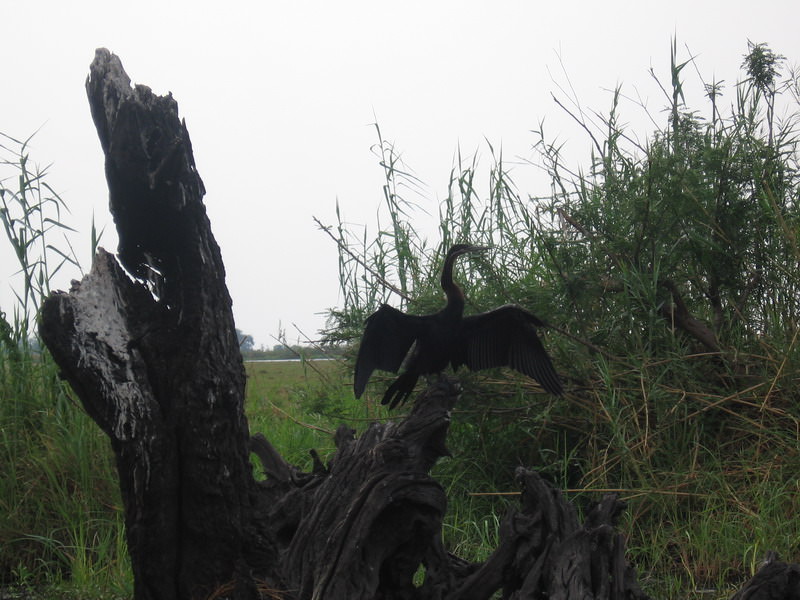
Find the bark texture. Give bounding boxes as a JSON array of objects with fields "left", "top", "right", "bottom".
[
  {"left": 730, "top": 553, "right": 800, "bottom": 600},
  {"left": 41, "top": 48, "right": 259, "bottom": 600}
]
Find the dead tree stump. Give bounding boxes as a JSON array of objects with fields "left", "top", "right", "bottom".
[
  {"left": 37, "top": 48, "right": 798, "bottom": 600},
  {"left": 41, "top": 48, "right": 262, "bottom": 600}
]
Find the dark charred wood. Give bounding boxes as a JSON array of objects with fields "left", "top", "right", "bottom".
[
  {"left": 430, "top": 470, "right": 650, "bottom": 600},
  {"left": 41, "top": 48, "right": 263, "bottom": 600},
  {"left": 278, "top": 379, "right": 456, "bottom": 600},
  {"left": 730, "top": 552, "right": 800, "bottom": 600}
]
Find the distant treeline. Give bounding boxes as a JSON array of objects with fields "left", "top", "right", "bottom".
[{"left": 241, "top": 344, "right": 344, "bottom": 361}]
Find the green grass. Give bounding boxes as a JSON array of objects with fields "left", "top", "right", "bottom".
[
  {"left": 3, "top": 351, "right": 797, "bottom": 599},
  {"left": 243, "top": 360, "right": 523, "bottom": 568},
  {"left": 244, "top": 358, "right": 403, "bottom": 467},
  {"left": 245, "top": 359, "right": 348, "bottom": 469},
  {"left": 1, "top": 131, "right": 129, "bottom": 599},
  {"left": 245, "top": 359, "right": 800, "bottom": 600},
  {"left": 317, "top": 39, "right": 800, "bottom": 599},
  {"left": 0, "top": 348, "right": 131, "bottom": 599}
]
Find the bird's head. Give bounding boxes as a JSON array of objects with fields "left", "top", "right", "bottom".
[
  {"left": 441, "top": 244, "right": 491, "bottom": 301},
  {"left": 447, "top": 243, "right": 491, "bottom": 260}
]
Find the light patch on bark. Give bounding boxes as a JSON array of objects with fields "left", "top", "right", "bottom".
[{"left": 69, "top": 250, "right": 153, "bottom": 444}]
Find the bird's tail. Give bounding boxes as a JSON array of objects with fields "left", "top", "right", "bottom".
[{"left": 382, "top": 372, "right": 419, "bottom": 409}]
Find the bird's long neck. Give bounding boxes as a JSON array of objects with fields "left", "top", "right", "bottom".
[{"left": 441, "top": 252, "right": 465, "bottom": 312}]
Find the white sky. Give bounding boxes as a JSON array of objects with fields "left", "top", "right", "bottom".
[{"left": 3, "top": 1, "right": 798, "bottom": 348}]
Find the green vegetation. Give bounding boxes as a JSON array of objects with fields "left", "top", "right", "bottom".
[
  {"left": 242, "top": 344, "right": 343, "bottom": 362},
  {"left": 2, "top": 40, "right": 798, "bottom": 600},
  {"left": 1, "top": 132, "right": 130, "bottom": 599},
  {"left": 322, "top": 40, "right": 800, "bottom": 598},
  {"left": 245, "top": 359, "right": 350, "bottom": 469}
]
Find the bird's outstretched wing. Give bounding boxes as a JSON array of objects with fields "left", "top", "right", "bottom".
[
  {"left": 453, "top": 304, "right": 563, "bottom": 395},
  {"left": 353, "top": 304, "right": 427, "bottom": 398}
]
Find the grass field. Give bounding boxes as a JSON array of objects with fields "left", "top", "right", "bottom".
[
  {"left": 2, "top": 353, "right": 796, "bottom": 600},
  {"left": 243, "top": 358, "right": 515, "bottom": 566},
  {"left": 245, "top": 359, "right": 349, "bottom": 468},
  {"left": 244, "top": 359, "right": 800, "bottom": 600},
  {"left": 244, "top": 358, "right": 411, "bottom": 467}
]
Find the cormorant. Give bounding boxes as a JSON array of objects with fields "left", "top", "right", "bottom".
[{"left": 353, "top": 243, "right": 562, "bottom": 408}]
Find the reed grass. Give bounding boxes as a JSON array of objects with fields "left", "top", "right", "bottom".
[
  {"left": 0, "top": 132, "right": 128, "bottom": 599},
  {"left": 321, "top": 40, "right": 800, "bottom": 599}
]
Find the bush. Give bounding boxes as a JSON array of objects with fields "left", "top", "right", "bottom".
[{"left": 324, "top": 40, "right": 800, "bottom": 598}]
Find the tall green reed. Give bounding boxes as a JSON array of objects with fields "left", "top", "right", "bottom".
[
  {"left": 0, "top": 131, "right": 81, "bottom": 342},
  {"left": 0, "top": 131, "right": 127, "bottom": 596},
  {"left": 322, "top": 40, "right": 800, "bottom": 598}
]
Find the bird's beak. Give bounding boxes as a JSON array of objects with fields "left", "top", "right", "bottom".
[{"left": 470, "top": 245, "right": 491, "bottom": 253}]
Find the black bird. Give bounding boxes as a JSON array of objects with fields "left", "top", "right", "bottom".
[{"left": 353, "top": 243, "right": 563, "bottom": 408}]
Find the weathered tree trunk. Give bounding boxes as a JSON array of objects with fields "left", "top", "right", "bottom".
[
  {"left": 38, "top": 49, "right": 799, "bottom": 600},
  {"left": 40, "top": 48, "right": 264, "bottom": 600}
]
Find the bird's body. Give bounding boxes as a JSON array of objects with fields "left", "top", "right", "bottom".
[{"left": 354, "top": 244, "right": 563, "bottom": 408}]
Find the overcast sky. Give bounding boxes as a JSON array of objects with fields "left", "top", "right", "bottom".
[{"left": 3, "top": 1, "right": 798, "bottom": 347}]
